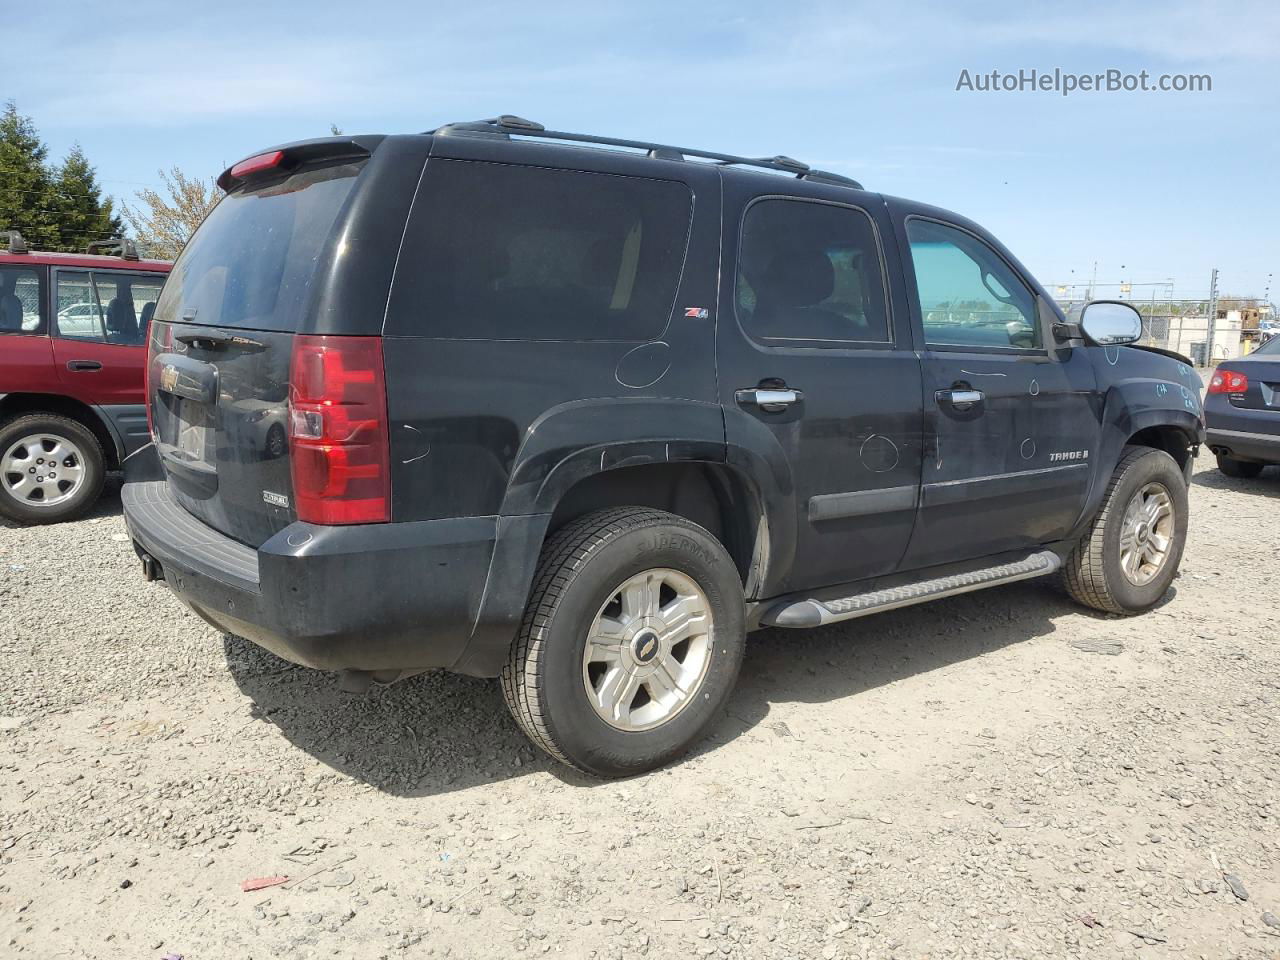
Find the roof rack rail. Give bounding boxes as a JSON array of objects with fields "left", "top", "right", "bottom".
[
  {"left": 85, "top": 238, "right": 140, "bottom": 261},
  {"left": 430, "top": 116, "right": 864, "bottom": 189},
  {"left": 1, "top": 230, "right": 29, "bottom": 255}
]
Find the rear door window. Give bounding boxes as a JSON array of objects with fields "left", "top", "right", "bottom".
[
  {"left": 55, "top": 271, "right": 166, "bottom": 345},
  {"left": 153, "top": 162, "right": 364, "bottom": 331},
  {"left": 387, "top": 159, "right": 693, "bottom": 341},
  {"left": 735, "top": 198, "right": 892, "bottom": 346},
  {"left": 94, "top": 273, "right": 165, "bottom": 345},
  {"left": 0, "top": 265, "right": 46, "bottom": 334},
  {"left": 55, "top": 271, "right": 104, "bottom": 340}
]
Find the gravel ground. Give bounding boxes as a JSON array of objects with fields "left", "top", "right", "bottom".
[{"left": 1, "top": 459, "right": 1278, "bottom": 960}]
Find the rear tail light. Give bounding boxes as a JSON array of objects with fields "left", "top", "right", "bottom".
[
  {"left": 1208, "top": 369, "right": 1248, "bottom": 394},
  {"left": 145, "top": 321, "right": 174, "bottom": 439},
  {"left": 288, "top": 335, "right": 391, "bottom": 525}
]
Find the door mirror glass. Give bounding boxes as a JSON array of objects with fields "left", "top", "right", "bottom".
[{"left": 1080, "top": 300, "right": 1143, "bottom": 346}]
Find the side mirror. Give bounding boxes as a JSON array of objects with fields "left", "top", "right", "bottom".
[{"left": 1079, "top": 300, "right": 1143, "bottom": 346}]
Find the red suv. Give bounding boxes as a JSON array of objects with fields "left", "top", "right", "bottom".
[{"left": 0, "top": 231, "right": 171, "bottom": 524}]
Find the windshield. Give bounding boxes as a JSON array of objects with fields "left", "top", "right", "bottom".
[{"left": 153, "top": 162, "right": 364, "bottom": 331}]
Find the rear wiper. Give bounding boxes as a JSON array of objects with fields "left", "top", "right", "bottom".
[{"left": 174, "top": 331, "right": 266, "bottom": 351}]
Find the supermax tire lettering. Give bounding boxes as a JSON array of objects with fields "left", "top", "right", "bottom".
[{"left": 636, "top": 533, "right": 721, "bottom": 565}]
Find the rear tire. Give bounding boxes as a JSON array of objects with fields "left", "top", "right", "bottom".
[
  {"left": 1216, "top": 455, "right": 1264, "bottom": 479},
  {"left": 501, "top": 507, "right": 746, "bottom": 778},
  {"left": 1063, "top": 446, "right": 1188, "bottom": 615},
  {"left": 0, "top": 413, "right": 105, "bottom": 525}
]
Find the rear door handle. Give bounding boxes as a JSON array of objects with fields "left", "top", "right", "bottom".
[
  {"left": 66, "top": 360, "right": 103, "bottom": 372},
  {"left": 736, "top": 387, "right": 803, "bottom": 413},
  {"left": 936, "top": 388, "right": 983, "bottom": 410}
]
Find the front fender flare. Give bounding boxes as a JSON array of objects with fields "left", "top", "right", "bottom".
[{"left": 1074, "top": 382, "right": 1205, "bottom": 533}]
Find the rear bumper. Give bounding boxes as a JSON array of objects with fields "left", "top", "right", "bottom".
[
  {"left": 1205, "top": 426, "right": 1280, "bottom": 463},
  {"left": 121, "top": 445, "right": 540, "bottom": 677}
]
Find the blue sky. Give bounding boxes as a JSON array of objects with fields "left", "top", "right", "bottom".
[{"left": 10, "top": 0, "right": 1278, "bottom": 300}]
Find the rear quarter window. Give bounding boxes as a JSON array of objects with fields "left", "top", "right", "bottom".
[{"left": 386, "top": 159, "right": 693, "bottom": 341}]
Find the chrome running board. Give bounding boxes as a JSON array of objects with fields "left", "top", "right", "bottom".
[{"left": 761, "top": 550, "right": 1061, "bottom": 628}]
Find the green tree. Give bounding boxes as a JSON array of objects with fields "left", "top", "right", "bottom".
[
  {"left": 51, "top": 144, "right": 122, "bottom": 252},
  {"left": 0, "top": 100, "right": 57, "bottom": 247},
  {"left": 0, "top": 102, "right": 122, "bottom": 252}
]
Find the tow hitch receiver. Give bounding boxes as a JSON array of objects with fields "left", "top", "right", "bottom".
[{"left": 139, "top": 552, "right": 164, "bottom": 582}]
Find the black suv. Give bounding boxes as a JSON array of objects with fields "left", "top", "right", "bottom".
[{"left": 123, "top": 117, "right": 1205, "bottom": 777}]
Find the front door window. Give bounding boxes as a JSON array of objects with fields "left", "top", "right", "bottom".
[{"left": 907, "top": 219, "right": 1040, "bottom": 350}]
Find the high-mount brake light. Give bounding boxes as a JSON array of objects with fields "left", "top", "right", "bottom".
[
  {"left": 228, "top": 150, "right": 284, "bottom": 180},
  {"left": 1208, "top": 369, "right": 1249, "bottom": 395},
  {"left": 288, "top": 335, "right": 391, "bottom": 525}
]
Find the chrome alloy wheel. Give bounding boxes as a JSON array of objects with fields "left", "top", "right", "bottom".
[
  {"left": 581, "top": 568, "right": 714, "bottom": 732},
  {"left": 1, "top": 434, "right": 87, "bottom": 508},
  {"left": 1118, "top": 481, "right": 1175, "bottom": 586}
]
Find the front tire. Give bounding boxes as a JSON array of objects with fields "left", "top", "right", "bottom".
[
  {"left": 501, "top": 507, "right": 746, "bottom": 777},
  {"left": 0, "top": 414, "right": 105, "bottom": 525},
  {"left": 1063, "top": 446, "right": 1188, "bottom": 615},
  {"left": 1216, "top": 455, "right": 1264, "bottom": 479}
]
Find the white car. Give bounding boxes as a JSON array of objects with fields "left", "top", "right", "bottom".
[{"left": 57, "top": 301, "right": 102, "bottom": 336}]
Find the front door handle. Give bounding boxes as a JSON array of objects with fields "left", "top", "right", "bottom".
[
  {"left": 736, "top": 387, "right": 803, "bottom": 413},
  {"left": 66, "top": 360, "right": 103, "bottom": 372},
  {"left": 936, "top": 388, "right": 983, "bottom": 410}
]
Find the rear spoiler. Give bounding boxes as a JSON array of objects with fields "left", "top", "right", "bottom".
[{"left": 217, "top": 135, "right": 385, "bottom": 192}]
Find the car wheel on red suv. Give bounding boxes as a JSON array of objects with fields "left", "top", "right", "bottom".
[{"left": 0, "top": 413, "right": 105, "bottom": 524}]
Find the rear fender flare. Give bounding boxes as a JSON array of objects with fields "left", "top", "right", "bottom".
[
  {"left": 511, "top": 400, "right": 797, "bottom": 588},
  {"left": 500, "top": 398, "right": 728, "bottom": 516},
  {"left": 722, "top": 406, "right": 799, "bottom": 598},
  {"left": 452, "top": 397, "right": 796, "bottom": 675}
]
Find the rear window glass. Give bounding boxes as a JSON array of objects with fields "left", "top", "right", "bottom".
[
  {"left": 153, "top": 162, "right": 363, "bottom": 331},
  {"left": 1254, "top": 334, "right": 1280, "bottom": 356},
  {"left": 387, "top": 159, "right": 693, "bottom": 340}
]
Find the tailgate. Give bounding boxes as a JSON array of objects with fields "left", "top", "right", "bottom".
[
  {"left": 147, "top": 157, "right": 367, "bottom": 547},
  {"left": 150, "top": 322, "right": 295, "bottom": 546}
]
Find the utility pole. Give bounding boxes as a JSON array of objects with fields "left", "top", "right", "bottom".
[
  {"left": 1205, "top": 267, "right": 1219, "bottom": 367},
  {"left": 1149, "top": 285, "right": 1157, "bottom": 345}
]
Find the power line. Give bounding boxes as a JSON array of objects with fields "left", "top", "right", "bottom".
[{"left": 4, "top": 186, "right": 144, "bottom": 201}]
